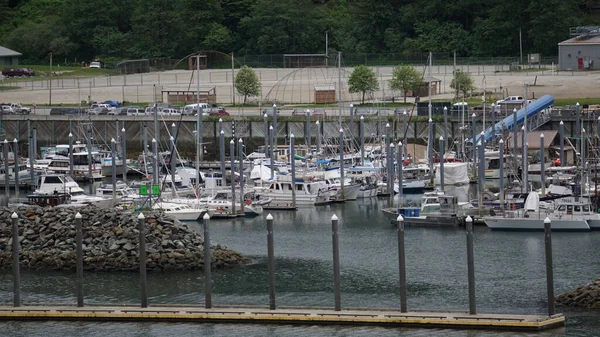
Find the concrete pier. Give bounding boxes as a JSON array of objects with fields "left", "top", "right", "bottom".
[{"left": 0, "top": 304, "right": 565, "bottom": 331}]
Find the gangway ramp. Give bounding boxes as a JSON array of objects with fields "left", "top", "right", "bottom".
[{"left": 474, "top": 94, "right": 554, "bottom": 144}]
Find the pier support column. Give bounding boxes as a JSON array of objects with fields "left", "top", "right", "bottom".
[
  {"left": 466, "top": 216, "right": 476, "bottom": 315},
  {"left": 138, "top": 213, "right": 148, "bottom": 308},
  {"left": 13, "top": 139, "right": 19, "bottom": 196},
  {"left": 331, "top": 214, "right": 341, "bottom": 311},
  {"left": 544, "top": 217, "right": 555, "bottom": 316},
  {"left": 396, "top": 215, "right": 407, "bottom": 312},
  {"left": 3, "top": 139, "right": 9, "bottom": 198},
  {"left": 266, "top": 213, "right": 276, "bottom": 310},
  {"left": 203, "top": 213, "right": 212, "bottom": 308},
  {"left": 75, "top": 212, "right": 84, "bottom": 307},
  {"left": 11, "top": 212, "right": 20, "bottom": 307}
]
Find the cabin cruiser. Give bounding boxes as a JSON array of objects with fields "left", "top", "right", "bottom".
[
  {"left": 382, "top": 193, "right": 475, "bottom": 227},
  {"left": 43, "top": 144, "right": 103, "bottom": 180},
  {"left": 152, "top": 202, "right": 205, "bottom": 221},
  {"left": 483, "top": 193, "right": 599, "bottom": 231},
  {"left": 254, "top": 174, "right": 331, "bottom": 206},
  {"left": 33, "top": 174, "right": 118, "bottom": 208}
]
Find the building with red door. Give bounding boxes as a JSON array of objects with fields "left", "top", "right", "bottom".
[{"left": 558, "top": 26, "right": 600, "bottom": 71}]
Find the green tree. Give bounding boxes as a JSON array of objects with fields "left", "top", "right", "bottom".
[
  {"left": 348, "top": 65, "right": 379, "bottom": 104},
  {"left": 450, "top": 69, "right": 475, "bottom": 99},
  {"left": 235, "top": 66, "right": 260, "bottom": 104},
  {"left": 389, "top": 64, "right": 422, "bottom": 103}
]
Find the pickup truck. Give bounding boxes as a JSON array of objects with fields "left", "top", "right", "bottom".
[
  {"left": 1, "top": 103, "right": 30, "bottom": 114},
  {"left": 9, "top": 103, "right": 31, "bottom": 114}
]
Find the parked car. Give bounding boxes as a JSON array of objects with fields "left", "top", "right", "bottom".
[
  {"left": 125, "top": 107, "right": 145, "bottom": 116},
  {"left": 2, "top": 68, "right": 35, "bottom": 78},
  {"left": 89, "top": 62, "right": 103, "bottom": 69},
  {"left": 49, "top": 108, "right": 86, "bottom": 115},
  {"left": 393, "top": 107, "right": 409, "bottom": 115},
  {"left": 1, "top": 105, "right": 13, "bottom": 114},
  {"left": 90, "top": 107, "right": 110, "bottom": 115},
  {"left": 354, "top": 108, "right": 373, "bottom": 116},
  {"left": 108, "top": 107, "right": 127, "bottom": 116},
  {"left": 209, "top": 109, "right": 230, "bottom": 117},
  {"left": 292, "top": 108, "right": 310, "bottom": 116},
  {"left": 159, "top": 108, "right": 181, "bottom": 116},
  {"left": 262, "top": 107, "right": 279, "bottom": 116},
  {"left": 312, "top": 108, "right": 327, "bottom": 117}
]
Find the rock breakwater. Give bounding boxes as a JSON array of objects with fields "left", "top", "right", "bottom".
[
  {"left": 0, "top": 206, "right": 248, "bottom": 271},
  {"left": 556, "top": 279, "right": 600, "bottom": 309}
]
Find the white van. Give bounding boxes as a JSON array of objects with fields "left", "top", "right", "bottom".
[{"left": 183, "top": 103, "right": 211, "bottom": 116}]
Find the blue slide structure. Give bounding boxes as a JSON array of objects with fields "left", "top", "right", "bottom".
[{"left": 472, "top": 94, "right": 555, "bottom": 144}]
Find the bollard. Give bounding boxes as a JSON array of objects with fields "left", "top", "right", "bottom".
[
  {"left": 68, "top": 133, "right": 74, "bottom": 177},
  {"left": 203, "top": 213, "right": 212, "bottom": 308},
  {"left": 11, "top": 212, "right": 20, "bottom": 307},
  {"left": 4, "top": 139, "right": 9, "bottom": 198},
  {"left": 439, "top": 136, "right": 445, "bottom": 192},
  {"left": 544, "top": 217, "right": 555, "bottom": 316},
  {"left": 266, "top": 213, "right": 276, "bottom": 310},
  {"left": 138, "top": 213, "right": 148, "bottom": 308},
  {"left": 331, "top": 214, "right": 341, "bottom": 311},
  {"left": 122, "top": 127, "right": 127, "bottom": 184},
  {"left": 396, "top": 215, "right": 407, "bottom": 312},
  {"left": 75, "top": 212, "right": 84, "bottom": 307},
  {"left": 466, "top": 216, "right": 476, "bottom": 314},
  {"left": 13, "top": 139, "right": 19, "bottom": 196}
]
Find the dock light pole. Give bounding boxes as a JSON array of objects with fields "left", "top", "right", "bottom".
[
  {"left": 11, "top": 212, "right": 20, "bottom": 307},
  {"left": 290, "top": 134, "right": 296, "bottom": 206},
  {"left": 466, "top": 215, "right": 476, "bottom": 315},
  {"left": 305, "top": 110, "right": 311, "bottom": 153},
  {"left": 541, "top": 134, "right": 546, "bottom": 196},
  {"left": 397, "top": 141, "right": 403, "bottom": 206},
  {"left": 4, "top": 139, "right": 9, "bottom": 198},
  {"left": 331, "top": 214, "right": 341, "bottom": 311},
  {"left": 396, "top": 214, "right": 407, "bottom": 313},
  {"left": 576, "top": 102, "right": 581, "bottom": 155},
  {"left": 388, "top": 143, "right": 395, "bottom": 207},
  {"left": 339, "top": 129, "right": 345, "bottom": 197},
  {"left": 491, "top": 103, "right": 496, "bottom": 144},
  {"left": 152, "top": 138, "right": 158, "bottom": 185},
  {"left": 75, "top": 212, "right": 84, "bottom": 307},
  {"left": 203, "top": 213, "right": 212, "bottom": 308},
  {"left": 263, "top": 114, "right": 268, "bottom": 157},
  {"left": 316, "top": 120, "right": 321, "bottom": 154},
  {"left": 13, "top": 139, "right": 19, "bottom": 196},
  {"left": 230, "top": 139, "right": 236, "bottom": 215},
  {"left": 121, "top": 128, "right": 127, "bottom": 184},
  {"left": 138, "top": 213, "right": 147, "bottom": 308},
  {"left": 111, "top": 138, "right": 117, "bottom": 199},
  {"left": 499, "top": 139, "right": 505, "bottom": 214},
  {"left": 266, "top": 213, "right": 276, "bottom": 310},
  {"left": 513, "top": 108, "right": 518, "bottom": 170},
  {"left": 272, "top": 104, "right": 278, "bottom": 149},
  {"left": 559, "top": 121, "right": 565, "bottom": 167},
  {"left": 239, "top": 138, "right": 244, "bottom": 210},
  {"left": 68, "top": 132, "right": 74, "bottom": 177},
  {"left": 360, "top": 116, "right": 365, "bottom": 166},
  {"left": 269, "top": 126, "right": 274, "bottom": 180},
  {"left": 439, "top": 136, "right": 445, "bottom": 192},
  {"left": 544, "top": 217, "right": 555, "bottom": 316},
  {"left": 443, "top": 106, "right": 448, "bottom": 144},
  {"left": 402, "top": 110, "right": 408, "bottom": 157},
  {"left": 219, "top": 130, "right": 226, "bottom": 188}
]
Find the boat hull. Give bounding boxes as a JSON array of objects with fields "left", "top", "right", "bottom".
[{"left": 483, "top": 217, "right": 591, "bottom": 231}]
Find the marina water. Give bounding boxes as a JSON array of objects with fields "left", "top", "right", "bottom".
[{"left": 1, "top": 185, "right": 599, "bottom": 336}]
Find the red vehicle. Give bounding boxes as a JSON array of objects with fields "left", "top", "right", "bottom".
[
  {"left": 2, "top": 68, "right": 35, "bottom": 78},
  {"left": 209, "top": 108, "right": 230, "bottom": 117}
]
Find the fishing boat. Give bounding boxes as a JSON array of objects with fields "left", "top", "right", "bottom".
[
  {"left": 33, "top": 173, "right": 117, "bottom": 208},
  {"left": 381, "top": 194, "right": 473, "bottom": 227},
  {"left": 482, "top": 192, "right": 596, "bottom": 231},
  {"left": 152, "top": 202, "right": 205, "bottom": 221}
]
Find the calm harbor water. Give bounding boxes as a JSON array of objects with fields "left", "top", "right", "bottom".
[{"left": 1, "top": 186, "right": 599, "bottom": 336}]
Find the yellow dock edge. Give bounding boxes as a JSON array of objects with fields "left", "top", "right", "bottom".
[{"left": 0, "top": 305, "right": 565, "bottom": 331}]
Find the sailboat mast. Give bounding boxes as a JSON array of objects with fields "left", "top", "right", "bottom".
[
  {"left": 338, "top": 52, "right": 342, "bottom": 129},
  {"left": 427, "top": 52, "right": 433, "bottom": 177}
]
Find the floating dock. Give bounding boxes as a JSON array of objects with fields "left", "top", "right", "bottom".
[{"left": 0, "top": 305, "right": 565, "bottom": 331}]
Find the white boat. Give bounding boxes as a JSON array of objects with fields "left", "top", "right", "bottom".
[
  {"left": 254, "top": 174, "right": 331, "bottom": 206},
  {"left": 43, "top": 143, "right": 103, "bottom": 180},
  {"left": 152, "top": 202, "right": 204, "bottom": 221},
  {"left": 346, "top": 167, "right": 379, "bottom": 198},
  {"left": 483, "top": 192, "right": 595, "bottom": 231},
  {"left": 96, "top": 181, "right": 142, "bottom": 202},
  {"left": 434, "top": 162, "right": 470, "bottom": 185},
  {"left": 33, "top": 174, "right": 118, "bottom": 208}
]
